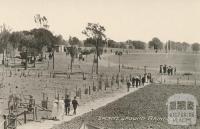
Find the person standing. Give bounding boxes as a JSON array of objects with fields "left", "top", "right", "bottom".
[
  {"left": 64, "top": 95, "right": 71, "bottom": 115},
  {"left": 163, "top": 65, "right": 167, "bottom": 74},
  {"left": 131, "top": 76, "right": 135, "bottom": 87},
  {"left": 72, "top": 96, "right": 79, "bottom": 115},
  {"left": 160, "top": 65, "right": 163, "bottom": 74},
  {"left": 135, "top": 76, "right": 139, "bottom": 88},
  {"left": 171, "top": 67, "right": 173, "bottom": 75},
  {"left": 28, "top": 95, "right": 35, "bottom": 112},
  {"left": 167, "top": 66, "right": 170, "bottom": 76},
  {"left": 127, "top": 80, "right": 131, "bottom": 92},
  {"left": 174, "top": 67, "right": 176, "bottom": 75},
  {"left": 142, "top": 76, "right": 145, "bottom": 86}
]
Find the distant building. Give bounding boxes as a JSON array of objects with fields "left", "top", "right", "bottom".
[{"left": 55, "top": 45, "right": 65, "bottom": 52}]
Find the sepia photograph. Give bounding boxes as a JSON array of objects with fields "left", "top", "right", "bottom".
[{"left": 0, "top": 0, "right": 200, "bottom": 129}]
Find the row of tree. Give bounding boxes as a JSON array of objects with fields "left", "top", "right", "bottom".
[
  {"left": 0, "top": 24, "right": 65, "bottom": 68},
  {"left": 69, "top": 36, "right": 198, "bottom": 53},
  {"left": 0, "top": 17, "right": 108, "bottom": 74},
  {"left": 1, "top": 14, "right": 200, "bottom": 74}
]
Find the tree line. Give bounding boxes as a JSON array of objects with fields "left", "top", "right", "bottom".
[
  {"left": 73, "top": 36, "right": 198, "bottom": 53},
  {"left": 0, "top": 24, "right": 65, "bottom": 68},
  {"left": 0, "top": 15, "right": 200, "bottom": 73}
]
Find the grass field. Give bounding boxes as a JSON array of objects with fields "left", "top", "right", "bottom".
[
  {"left": 110, "top": 53, "right": 200, "bottom": 73},
  {"left": 0, "top": 52, "right": 150, "bottom": 125},
  {"left": 52, "top": 84, "right": 200, "bottom": 129},
  {"left": 1, "top": 52, "right": 200, "bottom": 128}
]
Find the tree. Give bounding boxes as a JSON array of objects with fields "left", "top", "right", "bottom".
[
  {"left": 11, "top": 29, "right": 57, "bottom": 68},
  {"left": 15, "top": 32, "right": 35, "bottom": 69},
  {"left": 126, "top": 40, "right": 146, "bottom": 49},
  {"left": 55, "top": 35, "right": 67, "bottom": 45},
  {"left": 30, "top": 28, "right": 56, "bottom": 53},
  {"left": 82, "top": 23, "right": 106, "bottom": 74},
  {"left": 84, "top": 38, "right": 96, "bottom": 47},
  {"left": 68, "top": 36, "right": 82, "bottom": 46},
  {"left": 67, "top": 46, "right": 78, "bottom": 72},
  {"left": 119, "top": 42, "right": 127, "bottom": 49},
  {"left": 23, "top": 34, "right": 35, "bottom": 69},
  {"left": 84, "top": 37, "right": 106, "bottom": 48},
  {"left": 148, "top": 37, "right": 163, "bottom": 51},
  {"left": 34, "top": 14, "right": 49, "bottom": 29},
  {"left": 107, "top": 39, "right": 119, "bottom": 48},
  {"left": 9, "top": 31, "right": 26, "bottom": 66},
  {"left": 165, "top": 41, "right": 191, "bottom": 52},
  {"left": 0, "top": 24, "right": 11, "bottom": 65},
  {"left": 9, "top": 32, "right": 24, "bottom": 50},
  {"left": 182, "top": 42, "right": 190, "bottom": 52},
  {"left": 192, "top": 43, "right": 200, "bottom": 53}
]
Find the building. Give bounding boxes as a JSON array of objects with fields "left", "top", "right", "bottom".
[{"left": 55, "top": 45, "right": 65, "bottom": 53}]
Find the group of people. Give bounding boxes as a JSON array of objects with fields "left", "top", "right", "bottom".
[
  {"left": 51, "top": 95, "right": 79, "bottom": 120},
  {"left": 160, "top": 64, "right": 176, "bottom": 75},
  {"left": 126, "top": 73, "right": 152, "bottom": 92},
  {"left": 64, "top": 95, "right": 79, "bottom": 115}
]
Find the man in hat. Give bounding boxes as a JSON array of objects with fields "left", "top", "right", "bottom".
[{"left": 64, "top": 95, "right": 71, "bottom": 115}]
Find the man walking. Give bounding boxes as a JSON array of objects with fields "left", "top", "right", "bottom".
[
  {"left": 64, "top": 95, "right": 71, "bottom": 115},
  {"left": 135, "top": 76, "right": 139, "bottom": 88},
  {"left": 72, "top": 96, "right": 79, "bottom": 115},
  {"left": 131, "top": 76, "right": 135, "bottom": 87},
  {"left": 142, "top": 76, "right": 145, "bottom": 86}
]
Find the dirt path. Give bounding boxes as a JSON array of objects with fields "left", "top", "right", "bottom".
[{"left": 17, "top": 83, "right": 150, "bottom": 129}]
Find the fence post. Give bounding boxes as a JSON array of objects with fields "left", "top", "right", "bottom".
[
  {"left": 3, "top": 115, "right": 7, "bottom": 129},
  {"left": 97, "top": 81, "right": 99, "bottom": 92},
  {"left": 9, "top": 70, "right": 12, "bottom": 77},
  {"left": 46, "top": 97, "right": 48, "bottom": 109},
  {"left": 35, "top": 107, "right": 37, "bottom": 120},
  {"left": 177, "top": 78, "right": 179, "bottom": 85},
  {"left": 104, "top": 82, "right": 106, "bottom": 91},
  {"left": 76, "top": 86, "right": 78, "bottom": 96},
  {"left": 24, "top": 111, "right": 26, "bottom": 124},
  {"left": 53, "top": 72, "right": 55, "bottom": 78},
  {"left": 111, "top": 78, "right": 113, "bottom": 91},
  {"left": 89, "top": 86, "right": 91, "bottom": 95},
  {"left": 33, "top": 108, "right": 35, "bottom": 121},
  {"left": 83, "top": 73, "right": 85, "bottom": 80},
  {"left": 79, "top": 88, "right": 81, "bottom": 99}
]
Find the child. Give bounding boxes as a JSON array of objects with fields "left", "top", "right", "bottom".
[{"left": 72, "top": 96, "right": 79, "bottom": 115}]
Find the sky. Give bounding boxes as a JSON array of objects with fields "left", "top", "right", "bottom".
[{"left": 0, "top": 0, "right": 200, "bottom": 43}]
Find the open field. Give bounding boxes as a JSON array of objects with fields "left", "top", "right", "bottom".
[
  {"left": 0, "top": 52, "right": 153, "bottom": 128},
  {"left": 1, "top": 52, "right": 200, "bottom": 129},
  {"left": 52, "top": 84, "right": 200, "bottom": 129},
  {"left": 110, "top": 53, "right": 200, "bottom": 73}
]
